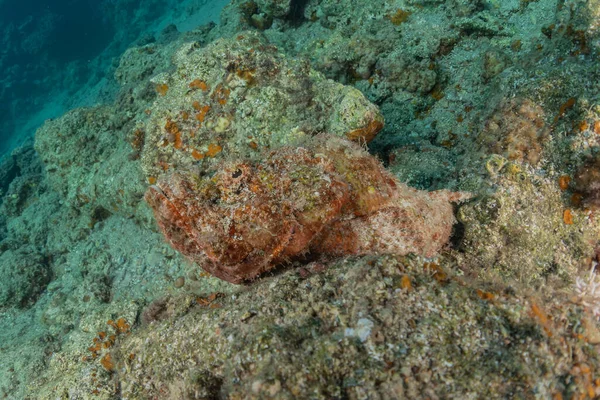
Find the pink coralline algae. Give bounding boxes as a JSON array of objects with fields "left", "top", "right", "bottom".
[{"left": 145, "top": 135, "right": 468, "bottom": 284}]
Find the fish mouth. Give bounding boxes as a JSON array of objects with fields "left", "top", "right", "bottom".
[
  {"left": 148, "top": 184, "right": 167, "bottom": 198},
  {"left": 145, "top": 184, "right": 172, "bottom": 210}
]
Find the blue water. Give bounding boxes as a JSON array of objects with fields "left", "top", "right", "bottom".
[
  {"left": 0, "top": 0, "right": 113, "bottom": 61},
  {"left": 0, "top": 0, "right": 117, "bottom": 155},
  {"left": 0, "top": 0, "right": 217, "bottom": 158}
]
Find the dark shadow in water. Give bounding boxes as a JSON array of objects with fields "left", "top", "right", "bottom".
[
  {"left": 289, "top": 0, "right": 310, "bottom": 24},
  {"left": 0, "top": 0, "right": 115, "bottom": 63}
]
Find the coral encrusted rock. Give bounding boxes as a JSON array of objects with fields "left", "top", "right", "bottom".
[
  {"left": 139, "top": 31, "right": 383, "bottom": 182},
  {"left": 146, "top": 135, "right": 468, "bottom": 283},
  {"left": 457, "top": 163, "right": 598, "bottom": 287},
  {"left": 574, "top": 156, "right": 600, "bottom": 209},
  {"left": 478, "top": 98, "right": 550, "bottom": 165},
  {"left": 0, "top": 246, "right": 51, "bottom": 308}
]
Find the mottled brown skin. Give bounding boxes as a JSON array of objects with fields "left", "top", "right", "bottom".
[
  {"left": 146, "top": 135, "right": 466, "bottom": 283},
  {"left": 146, "top": 142, "right": 350, "bottom": 283}
]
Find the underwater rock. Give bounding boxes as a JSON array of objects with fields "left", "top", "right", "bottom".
[
  {"left": 0, "top": 141, "right": 44, "bottom": 218},
  {"left": 388, "top": 144, "right": 457, "bottom": 190},
  {"left": 0, "top": 141, "right": 41, "bottom": 198},
  {"left": 457, "top": 162, "right": 598, "bottom": 287},
  {"left": 146, "top": 135, "right": 468, "bottom": 283},
  {"left": 574, "top": 156, "right": 600, "bottom": 209},
  {"left": 220, "top": 0, "right": 288, "bottom": 35},
  {"left": 255, "top": 0, "right": 292, "bottom": 18},
  {"left": 0, "top": 246, "right": 51, "bottom": 309},
  {"left": 35, "top": 106, "right": 147, "bottom": 218},
  {"left": 478, "top": 98, "right": 549, "bottom": 165},
  {"left": 139, "top": 31, "right": 383, "bottom": 182},
  {"left": 482, "top": 49, "right": 510, "bottom": 81},
  {"left": 110, "top": 254, "right": 600, "bottom": 399},
  {"left": 376, "top": 50, "right": 438, "bottom": 94}
]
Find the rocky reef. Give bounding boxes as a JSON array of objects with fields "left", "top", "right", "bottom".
[
  {"left": 1, "top": 0, "right": 600, "bottom": 399},
  {"left": 138, "top": 32, "right": 383, "bottom": 182},
  {"left": 113, "top": 255, "right": 600, "bottom": 399}
]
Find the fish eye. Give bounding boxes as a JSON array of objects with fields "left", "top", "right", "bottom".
[{"left": 232, "top": 169, "right": 243, "bottom": 178}]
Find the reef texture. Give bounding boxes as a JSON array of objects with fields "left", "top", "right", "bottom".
[
  {"left": 34, "top": 106, "right": 147, "bottom": 218},
  {"left": 0, "top": 246, "right": 51, "bottom": 308},
  {"left": 575, "top": 156, "right": 600, "bottom": 209},
  {"left": 146, "top": 135, "right": 467, "bottom": 283},
  {"left": 113, "top": 256, "right": 600, "bottom": 399},
  {"left": 478, "top": 98, "right": 550, "bottom": 166},
  {"left": 457, "top": 159, "right": 598, "bottom": 288},
  {"left": 139, "top": 31, "right": 383, "bottom": 182},
  {"left": 2, "top": 0, "right": 600, "bottom": 398}
]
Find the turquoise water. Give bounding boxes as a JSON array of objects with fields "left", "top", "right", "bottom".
[
  {"left": 0, "top": 0, "right": 227, "bottom": 157},
  {"left": 1, "top": 0, "right": 112, "bottom": 155}
]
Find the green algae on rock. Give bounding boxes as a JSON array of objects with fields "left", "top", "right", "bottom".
[
  {"left": 457, "top": 162, "right": 600, "bottom": 288},
  {"left": 109, "top": 255, "right": 600, "bottom": 399},
  {"left": 0, "top": 246, "right": 51, "bottom": 308},
  {"left": 139, "top": 31, "right": 384, "bottom": 182},
  {"left": 34, "top": 106, "right": 147, "bottom": 218}
]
